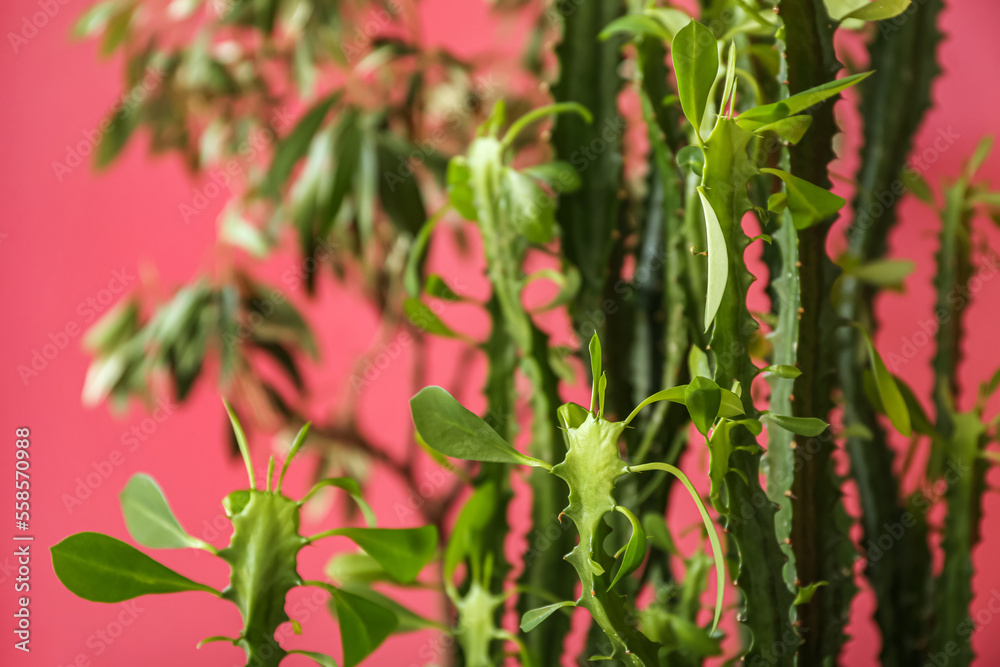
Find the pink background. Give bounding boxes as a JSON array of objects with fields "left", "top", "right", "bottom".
[{"left": 2, "top": 1, "right": 1000, "bottom": 665}]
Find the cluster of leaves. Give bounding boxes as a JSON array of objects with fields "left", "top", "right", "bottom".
[
  {"left": 52, "top": 405, "right": 439, "bottom": 667},
  {"left": 65, "top": 0, "right": 1000, "bottom": 665}
]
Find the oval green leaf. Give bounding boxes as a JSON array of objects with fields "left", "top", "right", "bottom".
[
  {"left": 671, "top": 20, "right": 719, "bottom": 140},
  {"left": 685, "top": 376, "right": 722, "bottom": 436},
  {"left": 520, "top": 600, "right": 576, "bottom": 633},
  {"left": 331, "top": 587, "right": 398, "bottom": 667},
  {"left": 333, "top": 526, "right": 437, "bottom": 584},
  {"left": 51, "top": 532, "right": 218, "bottom": 602},
  {"left": 760, "top": 168, "right": 846, "bottom": 230},
  {"left": 120, "top": 474, "right": 204, "bottom": 550},
  {"left": 857, "top": 326, "right": 912, "bottom": 436},
  {"left": 764, "top": 412, "right": 829, "bottom": 437},
  {"left": 410, "top": 386, "right": 549, "bottom": 467}
]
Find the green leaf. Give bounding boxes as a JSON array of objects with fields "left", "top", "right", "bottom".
[
  {"left": 520, "top": 601, "right": 576, "bottom": 632},
  {"left": 197, "top": 635, "right": 238, "bottom": 648},
  {"left": 444, "top": 482, "right": 498, "bottom": 579},
  {"left": 119, "top": 474, "right": 204, "bottom": 550},
  {"left": 671, "top": 20, "right": 719, "bottom": 140},
  {"left": 523, "top": 161, "right": 582, "bottom": 193},
  {"left": 629, "top": 463, "right": 724, "bottom": 633},
  {"left": 762, "top": 365, "right": 802, "bottom": 379},
  {"left": 608, "top": 506, "right": 648, "bottom": 590},
  {"left": 264, "top": 94, "right": 338, "bottom": 198},
  {"left": 760, "top": 168, "right": 845, "bottom": 229},
  {"left": 719, "top": 40, "right": 737, "bottom": 117},
  {"left": 677, "top": 144, "right": 705, "bottom": 176},
  {"left": 768, "top": 191, "right": 788, "bottom": 214},
  {"left": 737, "top": 71, "right": 873, "bottom": 126},
  {"left": 558, "top": 402, "right": 591, "bottom": 430},
  {"left": 688, "top": 345, "right": 712, "bottom": 380},
  {"left": 377, "top": 135, "right": 427, "bottom": 235},
  {"left": 857, "top": 326, "right": 912, "bottom": 436},
  {"left": 331, "top": 587, "right": 398, "bottom": 667},
  {"left": 336, "top": 584, "right": 445, "bottom": 633},
  {"left": 685, "top": 376, "right": 722, "bottom": 436},
  {"left": 72, "top": 0, "right": 119, "bottom": 38},
  {"left": 287, "top": 650, "right": 339, "bottom": 667},
  {"left": 901, "top": 168, "right": 934, "bottom": 204},
  {"left": 51, "top": 532, "right": 218, "bottom": 602},
  {"left": 753, "top": 115, "right": 813, "bottom": 145},
  {"left": 503, "top": 168, "right": 555, "bottom": 243},
  {"left": 624, "top": 384, "right": 744, "bottom": 425},
  {"left": 840, "top": 0, "right": 912, "bottom": 22},
  {"left": 402, "top": 298, "right": 465, "bottom": 340},
  {"left": 965, "top": 135, "right": 994, "bottom": 180},
  {"left": 599, "top": 15, "right": 672, "bottom": 42},
  {"left": 333, "top": 527, "right": 437, "bottom": 584},
  {"left": 698, "top": 188, "right": 728, "bottom": 331},
  {"left": 763, "top": 413, "right": 829, "bottom": 437},
  {"left": 410, "top": 386, "right": 549, "bottom": 467},
  {"left": 589, "top": 333, "right": 603, "bottom": 413},
  {"left": 223, "top": 400, "right": 256, "bottom": 490},
  {"left": 302, "top": 478, "right": 376, "bottom": 527},
  {"left": 845, "top": 258, "right": 915, "bottom": 287},
  {"left": 794, "top": 581, "right": 829, "bottom": 605},
  {"left": 447, "top": 158, "right": 477, "bottom": 221}
]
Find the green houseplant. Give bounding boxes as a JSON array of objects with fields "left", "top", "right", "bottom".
[{"left": 55, "top": 0, "right": 1000, "bottom": 664}]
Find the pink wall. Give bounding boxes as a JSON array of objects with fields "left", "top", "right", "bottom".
[{"left": 1, "top": 1, "right": 999, "bottom": 665}]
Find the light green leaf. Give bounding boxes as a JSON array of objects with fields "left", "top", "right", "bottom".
[
  {"left": 447, "top": 158, "right": 477, "bottom": 221},
  {"left": 753, "top": 115, "right": 813, "bottom": 144},
  {"left": 763, "top": 412, "right": 829, "bottom": 437},
  {"left": 688, "top": 345, "right": 712, "bottom": 380},
  {"left": 760, "top": 168, "right": 845, "bottom": 229},
  {"left": 719, "top": 40, "right": 737, "bottom": 117},
  {"left": 264, "top": 94, "right": 338, "bottom": 198},
  {"left": 120, "top": 474, "right": 205, "bottom": 550},
  {"left": 698, "top": 188, "right": 728, "bottom": 331},
  {"left": 523, "top": 161, "right": 582, "bottom": 193},
  {"left": 331, "top": 587, "right": 398, "bottom": 667},
  {"left": 520, "top": 601, "right": 576, "bottom": 633},
  {"left": 403, "top": 298, "right": 466, "bottom": 340},
  {"left": 857, "top": 326, "right": 912, "bottom": 436},
  {"left": 197, "top": 635, "right": 237, "bottom": 648},
  {"left": 503, "top": 168, "right": 555, "bottom": 243},
  {"left": 762, "top": 365, "right": 802, "bottom": 379},
  {"left": 332, "top": 527, "right": 437, "bottom": 584},
  {"left": 965, "top": 135, "right": 994, "bottom": 180},
  {"left": 839, "top": 0, "right": 911, "bottom": 22},
  {"left": 685, "top": 377, "right": 722, "bottom": 436},
  {"left": 901, "top": 168, "right": 934, "bottom": 205},
  {"left": 589, "top": 333, "right": 603, "bottom": 413},
  {"left": 599, "top": 15, "right": 672, "bottom": 42},
  {"left": 608, "top": 506, "right": 648, "bottom": 590},
  {"left": 444, "top": 482, "right": 498, "bottom": 579},
  {"left": 624, "top": 384, "right": 743, "bottom": 425},
  {"left": 410, "top": 386, "right": 549, "bottom": 467},
  {"left": 845, "top": 258, "right": 916, "bottom": 287},
  {"left": 51, "top": 532, "right": 218, "bottom": 602},
  {"left": 794, "top": 581, "right": 828, "bottom": 604},
  {"left": 287, "top": 650, "right": 339, "bottom": 666},
  {"left": 223, "top": 400, "right": 256, "bottom": 490},
  {"left": 558, "top": 402, "right": 591, "bottom": 430},
  {"left": 677, "top": 145, "right": 704, "bottom": 176},
  {"left": 302, "top": 477, "right": 376, "bottom": 527},
  {"left": 671, "top": 20, "right": 719, "bottom": 141}
]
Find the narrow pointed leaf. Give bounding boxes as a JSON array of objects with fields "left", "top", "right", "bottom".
[
  {"left": 762, "top": 365, "right": 802, "bottom": 379},
  {"left": 858, "top": 326, "right": 912, "bottom": 436},
  {"left": 589, "top": 333, "right": 602, "bottom": 413},
  {"left": 840, "top": 0, "right": 912, "bottom": 22},
  {"left": 699, "top": 188, "right": 728, "bottom": 331},
  {"left": 608, "top": 506, "right": 647, "bottom": 590},
  {"left": 764, "top": 412, "right": 829, "bottom": 437},
  {"left": 287, "top": 650, "right": 339, "bottom": 666}
]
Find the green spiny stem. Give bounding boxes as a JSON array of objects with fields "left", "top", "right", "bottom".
[
  {"left": 933, "top": 181, "right": 974, "bottom": 434},
  {"left": 700, "top": 116, "right": 798, "bottom": 664},
  {"left": 931, "top": 413, "right": 988, "bottom": 666},
  {"left": 760, "top": 27, "right": 800, "bottom": 596},
  {"left": 835, "top": 2, "right": 943, "bottom": 663},
  {"left": 551, "top": 414, "right": 661, "bottom": 666},
  {"left": 779, "top": 1, "right": 858, "bottom": 660},
  {"left": 551, "top": 0, "right": 626, "bottom": 343},
  {"left": 467, "top": 135, "right": 575, "bottom": 662}
]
